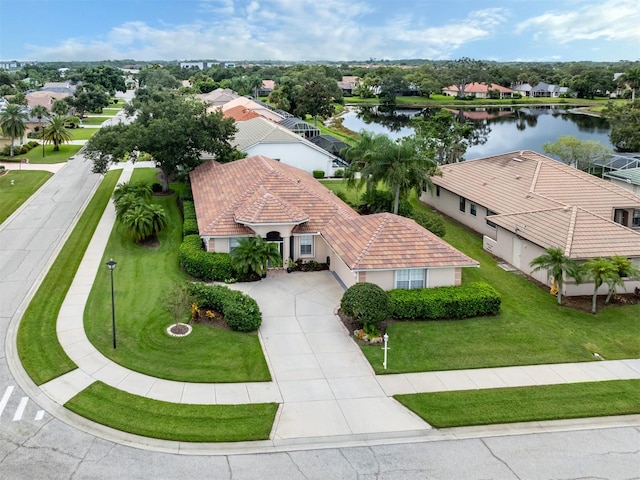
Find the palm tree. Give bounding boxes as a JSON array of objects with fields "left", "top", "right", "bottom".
[
  {"left": 581, "top": 258, "right": 619, "bottom": 314},
  {"left": 605, "top": 255, "right": 640, "bottom": 304},
  {"left": 365, "top": 136, "right": 439, "bottom": 215},
  {"left": 30, "top": 105, "right": 49, "bottom": 158},
  {"left": 529, "top": 247, "right": 580, "bottom": 305},
  {"left": 342, "top": 131, "right": 389, "bottom": 194},
  {"left": 43, "top": 115, "right": 72, "bottom": 151},
  {"left": 0, "top": 104, "right": 29, "bottom": 156},
  {"left": 121, "top": 202, "right": 167, "bottom": 243},
  {"left": 230, "top": 236, "right": 282, "bottom": 278},
  {"left": 113, "top": 181, "right": 153, "bottom": 205},
  {"left": 52, "top": 99, "right": 70, "bottom": 116},
  {"left": 621, "top": 67, "right": 640, "bottom": 103}
]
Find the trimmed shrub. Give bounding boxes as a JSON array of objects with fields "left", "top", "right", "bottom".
[
  {"left": 333, "top": 169, "right": 344, "bottom": 178},
  {"left": 341, "top": 282, "right": 392, "bottom": 329},
  {"left": 179, "top": 235, "right": 233, "bottom": 281},
  {"left": 391, "top": 282, "right": 501, "bottom": 320},
  {"left": 410, "top": 209, "right": 446, "bottom": 237},
  {"left": 182, "top": 200, "right": 198, "bottom": 236},
  {"left": 312, "top": 170, "right": 325, "bottom": 179},
  {"left": 188, "top": 283, "right": 262, "bottom": 332}
]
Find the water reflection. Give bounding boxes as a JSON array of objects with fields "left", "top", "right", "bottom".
[{"left": 341, "top": 106, "right": 613, "bottom": 159}]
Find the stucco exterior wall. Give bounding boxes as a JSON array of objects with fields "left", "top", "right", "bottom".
[
  {"left": 428, "top": 268, "right": 457, "bottom": 287},
  {"left": 245, "top": 144, "right": 339, "bottom": 176},
  {"left": 362, "top": 271, "right": 394, "bottom": 290},
  {"left": 328, "top": 246, "right": 356, "bottom": 288},
  {"left": 420, "top": 188, "right": 499, "bottom": 239}
]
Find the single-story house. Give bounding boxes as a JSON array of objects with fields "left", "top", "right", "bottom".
[
  {"left": 219, "top": 97, "right": 285, "bottom": 123},
  {"left": 337, "top": 76, "right": 359, "bottom": 95},
  {"left": 523, "top": 82, "right": 569, "bottom": 98},
  {"left": 258, "top": 80, "right": 275, "bottom": 97},
  {"left": 190, "top": 155, "right": 479, "bottom": 290},
  {"left": 442, "top": 82, "right": 516, "bottom": 99},
  {"left": 225, "top": 116, "right": 346, "bottom": 176},
  {"left": 196, "top": 88, "right": 240, "bottom": 107},
  {"left": 222, "top": 105, "right": 261, "bottom": 122},
  {"left": 25, "top": 90, "right": 69, "bottom": 109},
  {"left": 420, "top": 151, "right": 640, "bottom": 297}
]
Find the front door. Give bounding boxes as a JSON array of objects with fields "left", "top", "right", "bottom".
[{"left": 265, "top": 231, "right": 283, "bottom": 268}]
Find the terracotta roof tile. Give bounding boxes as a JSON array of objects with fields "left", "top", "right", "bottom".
[
  {"left": 235, "top": 186, "right": 309, "bottom": 224},
  {"left": 222, "top": 105, "right": 260, "bottom": 122}
]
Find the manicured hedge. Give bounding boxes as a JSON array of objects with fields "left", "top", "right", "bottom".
[
  {"left": 182, "top": 200, "right": 198, "bottom": 236},
  {"left": 179, "top": 234, "right": 233, "bottom": 281},
  {"left": 391, "top": 282, "right": 501, "bottom": 320},
  {"left": 312, "top": 170, "right": 325, "bottom": 179},
  {"left": 341, "top": 282, "right": 392, "bottom": 328},
  {"left": 188, "top": 282, "right": 262, "bottom": 332}
]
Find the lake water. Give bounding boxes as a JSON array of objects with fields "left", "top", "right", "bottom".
[{"left": 340, "top": 106, "right": 613, "bottom": 159}]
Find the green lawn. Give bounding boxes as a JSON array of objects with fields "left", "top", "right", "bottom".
[
  {"left": 18, "top": 170, "right": 122, "bottom": 385},
  {"left": 69, "top": 128, "right": 98, "bottom": 140},
  {"left": 66, "top": 382, "right": 277, "bottom": 442},
  {"left": 22, "top": 144, "right": 83, "bottom": 164},
  {"left": 83, "top": 168, "right": 271, "bottom": 383},
  {"left": 0, "top": 171, "right": 52, "bottom": 224},
  {"left": 395, "top": 380, "right": 640, "bottom": 428},
  {"left": 81, "top": 116, "right": 111, "bottom": 125},
  {"left": 320, "top": 181, "right": 640, "bottom": 373}
]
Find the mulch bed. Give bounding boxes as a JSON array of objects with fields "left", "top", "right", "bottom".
[{"left": 190, "top": 309, "right": 231, "bottom": 331}]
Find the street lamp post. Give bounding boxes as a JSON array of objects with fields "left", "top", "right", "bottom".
[
  {"left": 382, "top": 333, "right": 389, "bottom": 370},
  {"left": 106, "top": 259, "right": 117, "bottom": 349}
]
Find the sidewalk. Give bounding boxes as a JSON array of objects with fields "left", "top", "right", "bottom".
[{"left": 40, "top": 161, "right": 640, "bottom": 442}]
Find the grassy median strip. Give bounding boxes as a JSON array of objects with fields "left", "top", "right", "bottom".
[
  {"left": 65, "top": 381, "right": 277, "bottom": 442},
  {"left": 84, "top": 168, "right": 271, "bottom": 383},
  {"left": 17, "top": 170, "right": 121, "bottom": 385},
  {"left": 23, "top": 144, "right": 83, "bottom": 164},
  {"left": 395, "top": 380, "right": 640, "bottom": 428},
  {"left": 0, "top": 171, "right": 52, "bottom": 224}
]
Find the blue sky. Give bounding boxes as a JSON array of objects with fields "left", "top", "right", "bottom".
[{"left": 1, "top": 0, "right": 638, "bottom": 62}]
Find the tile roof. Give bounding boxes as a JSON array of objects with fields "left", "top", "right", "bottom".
[
  {"left": 604, "top": 167, "right": 640, "bottom": 186},
  {"left": 444, "top": 82, "right": 515, "bottom": 94},
  {"left": 433, "top": 150, "right": 640, "bottom": 259},
  {"left": 222, "top": 105, "right": 261, "bottom": 122},
  {"left": 196, "top": 88, "right": 239, "bottom": 106},
  {"left": 323, "top": 213, "right": 479, "bottom": 270},
  {"left": 220, "top": 97, "right": 285, "bottom": 122},
  {"left": 191, "top": 155, "right": 476, "bottom": 271}
]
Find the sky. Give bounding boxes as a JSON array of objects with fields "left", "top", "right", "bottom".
[{"left": 1, "top": 0, "right": 639, "bottom": 63}]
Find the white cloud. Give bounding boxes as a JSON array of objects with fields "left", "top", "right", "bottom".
[{"left": 516, "top": 0, "right": 640, "bottom": 43}]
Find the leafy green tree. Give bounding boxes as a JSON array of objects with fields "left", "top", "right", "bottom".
[
  {"left": 604, "top": 102, "right": 640, "bottom": 152},
  {"left": 43, "top": 114, "right": 73, "bottom": 151},
  {"left": 230, "top": 236, "right": 282, "bottom": 277},
  {"left": 377, "top": 71, "right": 408, "bottom": 106},
  {"left": 0, "top": 104, "right": 28, "bottom": 156},
  {"left": 81, "top": 65, "right": 126, "bottom": 94},
  {"left": 570, "top": 68, "right": 614, "bottom": 99},
  {"left": 605, "top": 256, "right": 640, "bottom": 304},
  {"left": 138, "top": 66, "right": 179, "bottom": 89},
  {"left": 620, "top": 67, "right": 640, "bottom": 103},
  {"left": 542, "top": 135, "right": 612, "bottom": 171},
  {"left": 443, "top": 57, "right": 487, "bottom": 98},
  {"left": 85, "top": 88, "right": 239, "bottom": 192},
  {"left": 66, "top": 84, "right": 110, "bottom": 118},
  {"left": 413, "top": 110, "right": 476, "bottom": 164},
  {"left": 52, "top": 98, "right": 70, "bottom": 116},
  {"left": 7, "top": 92, "right": 28, "bottom": 105},
  {"left": 581, "top": 258, "right": 619, "bottom": 314},
  {"left": 529, "top": 247, "right": 581, "bottom": 305},
  {"left": 342, "top": 130, "right": 389, "bottom": 193},
  {"left": 30, "top": 104, "right": 49, "bottom": 157}
]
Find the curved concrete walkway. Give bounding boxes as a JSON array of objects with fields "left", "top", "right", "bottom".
[{"left": 29, "top": 161, "right": 640, "bottom": 449}]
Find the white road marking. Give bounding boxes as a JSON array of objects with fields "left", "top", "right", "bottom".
[
  {"left": 13, "top": 397, "right": 28, "bottom": 421},
  {"left": 34, "top": 410, "right": 44, "bottom": 421},
  {"left": 0, "top": 386, "right": 14, "bottom": 418}
]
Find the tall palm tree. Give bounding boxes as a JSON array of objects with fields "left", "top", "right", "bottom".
[
  {"left": 52, "top": 99, "right": 70, "bottom": 116},
  {"left": 529, "top": 247, "right": 580, "bottom": 305},
  {"left": 0, "top": 104, "right": 29, "bottom": 156},
  {"left": 621, "top": 67, "right": 640, "bottom": 103},
  {"left": 342, "top": 131, "right": 388, "bottom": 194},
  {"left": 43, "top": 114, "right": 72, "bottom": 151},
  {"left": 605, "top": 255, "right": 640, "bottom": 304},
  {"left": 581, "top": 258, "right": 619, "bottom": 314},
  {"left": 30, "top": 105, "right": 49, "bottom": 158},
  {"left": 365, "top": 136, "right": 439, "bottom": 215}
]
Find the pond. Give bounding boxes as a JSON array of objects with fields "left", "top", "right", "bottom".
[{"left": 339, "top": 106, "right": 613, "bottom": 159}]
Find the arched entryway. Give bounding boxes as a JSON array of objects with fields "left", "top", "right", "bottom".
[{"left": 265, "top": 231, "right": 283, "bottom": 268}]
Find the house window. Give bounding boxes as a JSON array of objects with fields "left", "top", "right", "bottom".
[
  {"left": 633, "top": 210, "right": 640, "bottom": 228},
  {"left": 395, "top": 269, "right": 424, "bottom": 289},
  {"left": 436, "top": 185, "right": 440, "bottom": 197},
  {"left": 486, "top": 209, "right": 497, "bottom": 228},
  {"left": 470, "top": 203, "right": 477, "bottom": 216},
  {"left": 299, "top": 235, "right": 313, "bottom": 256},
  {"left": 229, "top": 237, "right": 241, "bottom": 252},
  {"left": 459, "top": 197, "right": 466, "bottom": 213}
]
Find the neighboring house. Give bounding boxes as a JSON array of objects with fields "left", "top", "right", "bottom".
[
  {"left": 442, "top": 82, "right": 516, "bottom": 99},
  {"left": 278, "top": 117, "right": 320, "bottom": 139},
  {"left": 604, "top": 168, "right": 640, "bottom": 195},
  {"left": 530, "top": 82, "right": 569, "bottom": 98},
  {"left": 196, "top": 88, "right": 240, "bottom": 107},
  {"left": 258, "top": 80, "right": 275, "bottom": 97},
  {"left": 219, "top": 97, "right": 285, "bottom": 122},
  {"left": 41, "top": 81, "right": 76, "bottom": 95},
  {"left": 221, "top": 116, "right": 346, "bottom": 176},
  {"left": 222, "top": 105, "right": 261, "bottom": 122},
  {"left": 420, "top": 151, "right": 640, "bottom": 297},
  {"left": 511, "top": 83, "right": 532, "bottom": 97},
  {"left": 190, "top": 155, "right": 478, "bottom": 290},
  {"left": 25, "top": 90, "right": 69, "bottom": 109},
  {"left": 337, "top": 76, "right": 359, "bottom": 95}
]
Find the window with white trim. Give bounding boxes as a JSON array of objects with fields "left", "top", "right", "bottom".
[
  {"left": 459, "top": 197, "right": 466, "bottom": 213},
  {"left": 395, "top": 269, "right": 424, "bottom": 289},
  {"left": 470, "top": 203, "right": 477, "bottom": 216},
  {"left": 229, "top": 237, "right": 241, "bottom": 252},
  {"left": 633, "top": 209, "right": 640, "bottom": 228},
  {"left": 299, "top": 235, "right": 313, "bottom": 256}
]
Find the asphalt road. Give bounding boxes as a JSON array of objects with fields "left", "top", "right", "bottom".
[{"left": 0, "top": 124, "right": 638, "bottom": 479}]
